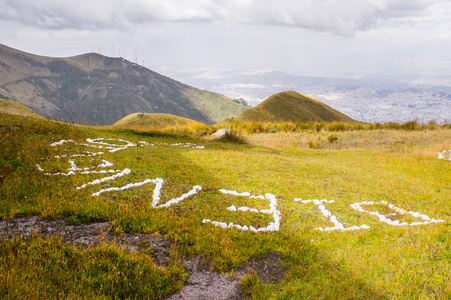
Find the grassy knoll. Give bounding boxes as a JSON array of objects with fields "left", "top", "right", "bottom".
[
  {"left": 236, "top": 91, "right": 356, "bottom": 123},
  {"left": 0, "top": 98, "right": 45, "bottom": 119},
  {"left": 1, "top": 113, "right": 451, "bottom": 299},
  {"left": 112, "top": 113, "right": 208, "bottom": 135},
  {"left": 114, "top": 112, "right": 202, "bottom": 128}
]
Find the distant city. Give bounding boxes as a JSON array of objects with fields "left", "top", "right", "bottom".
[{"left": 170, "top": 70, "right": 451, "bottom": 124}]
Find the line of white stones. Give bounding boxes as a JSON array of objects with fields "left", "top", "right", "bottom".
[
  {"left": 37, "top": 139, "right": 205, "bottom": 177},
  {"left": 296, "top": 199, "right": 370, "bottom": 232},
  {"left": 202, "top": 190, "right": 281, "bottom": 233},
  {"left": 49, "top": 138, "right": 137, "bottom": 153},
  {"left": 438, "top": 150, "right": 451, "bottom": 161},
  {"left": 92, "top": 178, "right": 160, "bottom": 197},
  {"left": 350, "top": 201, "right": 444, "bottom": 226},
  {"left": 297, "top": 198, "right": 444, "bottom": 232},
  {"left": 37, "top": 139, "right": 143, "bottom": 192},
  {"left": 151, "top": 179, "right": 203, "bottom": 208},
  {"left": 37, "top": 159, "right": 118, "bottom": 176},
  {"left": 91, "top": 176, "right": 203, "bottom": 208},
  {"left": 76, "top": 169, "right": 132, "bottom": 191},
  {"left": 37, "top": 138, "right": 207, "bottom": 206},
  {"left": 171, "top": 143, "right": 205, "bottom": 149}
]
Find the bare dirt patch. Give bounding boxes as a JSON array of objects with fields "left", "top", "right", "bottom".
[
  {"left": 0, "top": 216, "right": 287, "bottom": 299},
  {"left": 0, "top": 215, "right": 171, "bottom": 267},
  {"left": 240, "top": 252, "right": 287, "bottom": 285},
  {"left": 168, "top": 252, "right": 287, "bottom": 299}
]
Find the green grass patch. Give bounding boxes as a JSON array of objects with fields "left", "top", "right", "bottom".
[
  {"left": 1, "top": 113, "right": 451, "bottom": 298},
  {"left": 0, "top": 236, "right": 185, "bottom": 299}
]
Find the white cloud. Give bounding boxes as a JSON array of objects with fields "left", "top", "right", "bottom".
[
  {"left": 123, "top": 0, "right": 218, "bottom": 22},
  {"left": 1, "top": 0, "right": 450, "bottom": 80},
  {"left": 0, "top": 0, "right": 443, "bottom": 36},
  {"left": 0, "top": 0, "right": 123, "bottom": 30}
]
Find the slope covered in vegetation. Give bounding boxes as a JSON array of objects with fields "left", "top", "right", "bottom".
[
  {"left": 113, "top": 113, "right": 203, "bottom": 130},
  {"left": 0, "top": 43, "right": 249, "bottom": 125},
  {"left": 237, "top": 91, "right": 355, "bottom": 123},
  {"left": 0, "top": 98, "right": 45, "bottom": 119}
]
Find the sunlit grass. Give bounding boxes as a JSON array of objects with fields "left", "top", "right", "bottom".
[
  {"left": 1, "top": 113, "right": 451, "bottom": 298},
  {"left": 0, "top": 235, "right": 186, "bottom": 299}
]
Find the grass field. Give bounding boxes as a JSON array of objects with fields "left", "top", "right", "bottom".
[{"left": 1, "top": 113, "right": 450, "bottom": 299}]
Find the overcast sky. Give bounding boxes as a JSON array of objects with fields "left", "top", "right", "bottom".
[{"left": 1, "top": 0, "right": 451, "bottom": 84}]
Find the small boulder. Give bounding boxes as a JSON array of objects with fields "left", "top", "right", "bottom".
[{"left": 212, "top": 128, "right": 229, "bottom": 136}]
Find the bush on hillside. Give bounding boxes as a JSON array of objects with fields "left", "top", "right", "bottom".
[
  {"left": 308, "top": 136, "right": 322, "bottom": 149},
  {"left": 328, "top": 134, "right": 339, "bottom": 143},
  {"left": 401, "top": 120, "right": 420, "bottom": 131}
]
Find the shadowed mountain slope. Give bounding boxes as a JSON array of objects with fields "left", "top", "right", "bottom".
[
  {"left": 237, "top": 91, "right": 356, "bottom": 123},
  {"left": 0, "top": 43, "right": 248, "bottom": 125}
]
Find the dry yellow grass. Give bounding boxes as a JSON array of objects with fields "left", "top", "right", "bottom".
[
  {"left": 0, "top": 98, "right": 45, "bottom": 119},
  {"left": 244, "top": 129, "right": 451, "bottom": 153},
  {"left": 113, "top": 112, "right": 204, "bottom": 130}
]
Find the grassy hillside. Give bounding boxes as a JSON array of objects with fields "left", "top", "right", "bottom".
[
  {"left": 237, "top": 91, "right": 355, "bottom": 123},
  {"left": 1, "top": 113, "right": 451, "bottom": 299},
  {"left": 113, "top": 112, "right": 204, "bottom": 130},
  {"left": 0, "top": 98, "right": 45, "bottom": 119},
  {"left": 0, "top": 43, "right": 249, "bottom": 125}
]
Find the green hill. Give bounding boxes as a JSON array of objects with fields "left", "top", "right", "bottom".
[
  {"left": 0, "top": 43, "right": 249, "bottom": 125},
  {"left": 0, "top": 98, "right": 45, "bottom": 119},
  {"left": 237, "top": 91, "right": 355, "bottom": 123},
  {"left": 113, "top": 113, "right": 203, "bottom": 130}
]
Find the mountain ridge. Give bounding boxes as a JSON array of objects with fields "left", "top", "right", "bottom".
[{"left": 0, "top": 43, "right": 249, "bottom": 125}]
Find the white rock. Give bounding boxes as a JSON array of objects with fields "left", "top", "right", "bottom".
[{"left": 212, "top": 128, "right": 229, "bottom": 136}]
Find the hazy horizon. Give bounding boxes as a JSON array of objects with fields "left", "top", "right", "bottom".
[{"left": 1, "top": 0, "right": 450, "bottom": 87}]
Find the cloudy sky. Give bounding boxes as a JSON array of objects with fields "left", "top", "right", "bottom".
[{"left": 1, "top": 0, "right": 451, "bottom": 84}]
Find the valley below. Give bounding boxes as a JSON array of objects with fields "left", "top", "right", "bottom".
[{"left": 170, "top": 70, "right": 451, "bottom": 124}]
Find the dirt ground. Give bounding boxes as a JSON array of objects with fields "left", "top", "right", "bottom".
[{"left": 0, "top": 216, "right": 287, "bottom": 300}]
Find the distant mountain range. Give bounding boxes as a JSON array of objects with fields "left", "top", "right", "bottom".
[
  {"left": 0, "top": 44, "right": 249, "bottom": 125},
  {"left": 169, "top": 70, "right": 451, "bottom": 124}
]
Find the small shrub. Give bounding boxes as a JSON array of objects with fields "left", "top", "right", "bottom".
[
  {"left": 279, "top": 122, "right": 296, "bottom": 132},
  {"left": 251, "top": 122, "right": 264, "bottom": 133},
  {"left": 401, "top": 120, "right": 419, "bottom": 131},
  {"left": 315, "top": 122, "right": 326, "bottom": 132},
  {"left": 384, "top": 122, "right": 401, "bottom": 130},
  {"left": 239, "top": 273, "right": 260, "bottom": 295},
  {"left": 352, "top": 122, "right": 364, "bottom": 131},
  {"left": 427, "top": 121, "right": 439, "bottom": 130},
  {"left": 295, "top": 122, "right": 309, "bottom": 131},
  {"left": 327, "top": 134, "right": 338, "bottom": 143},
  {"left": 263, "top": 122, "right": 278, "bottom": 133},
  {"left": 327, "top": 122, "right": 347, "bottom": 132},
  {"left": 308, "top": 136, "right": 322, "bottom": 149}
]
